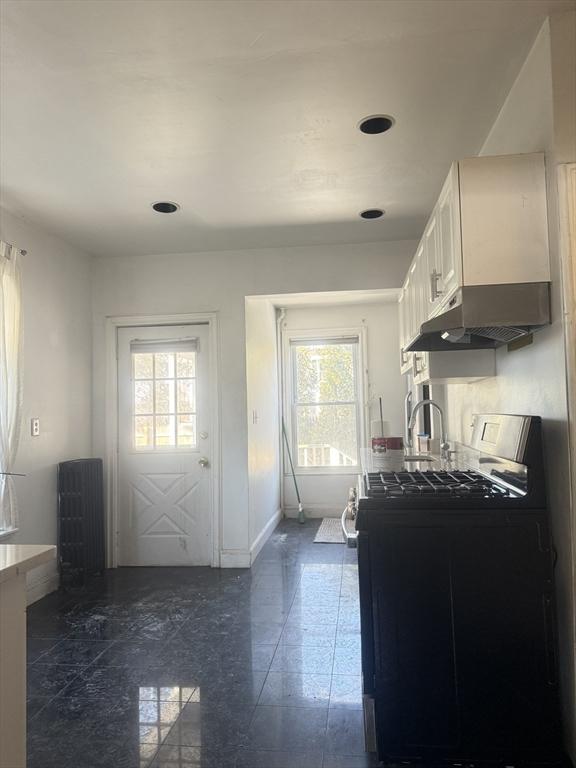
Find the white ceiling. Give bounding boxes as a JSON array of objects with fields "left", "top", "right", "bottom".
[{"left": 0, "top": 0, "right": 572, "bottom": 257}]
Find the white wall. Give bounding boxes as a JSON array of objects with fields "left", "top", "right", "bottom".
[
  {"left": 440, "top": 19, "right": 576, "bottom": 757},
  {"left": 92, "top": 240, "right": 415, "bottom": 565},
  {"left": 0, "top": 208, "right": 93, "bottom": 602},
  {"left": 281, "top": 300, "right": 405, "bottom": 515},
  {"left": 245, "top": 297, "right": 281, "bottom": 559}
]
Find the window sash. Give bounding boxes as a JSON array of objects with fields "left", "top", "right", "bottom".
[{"left": 291, "top": 338, "right": 359, "bottom": 407}]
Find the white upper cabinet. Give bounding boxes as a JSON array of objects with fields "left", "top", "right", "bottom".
[
  {"left": 459, "top": 153, "right": 549, "bottom": 286},
  {"left": 397, "top": 152, "right": 548, "bottom": 383}
]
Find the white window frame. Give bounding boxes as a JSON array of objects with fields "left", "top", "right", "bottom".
[{"left": 282, "top": 327, "right": 368, "bottom": 475}]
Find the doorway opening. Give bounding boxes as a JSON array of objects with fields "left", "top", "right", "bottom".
[
  {"left": 104, "top": 313, "right": 220, "bottom": 568},
  {"left": 245, "top": 289, "right": 402, "bottom": 558}
]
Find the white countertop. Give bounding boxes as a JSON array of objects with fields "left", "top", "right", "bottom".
[{"left": 0, "top": 544, "right": 56, "bottom": 585}]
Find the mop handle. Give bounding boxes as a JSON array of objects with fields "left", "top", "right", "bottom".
[{"left": 282, "top": 421, "right": 301, "bottom": 505}]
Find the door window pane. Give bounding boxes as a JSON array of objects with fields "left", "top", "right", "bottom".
[
  {"left": 134, "top": 381, "right": 153, "bottom": 415},
  {"left": 135, "top": 416, "right": 153, "bottom": 448},
  {"left": 155, "top": 416, "right": 176, "bottom": 447},
  {"left": 177, "top": 351, "right": 196, "bottom": 377},
  {"left": 177, "top": 415, "right": 196, "bottom": 447},
  {"left": 134, "top": 353, "right": 153, "bottom": 379},
  {"left": 154, "top": 353, "right": 175, "bottom": 379},
  {"left": 177, "top": 380, "right": 196, "bottom": 413},
  {"left": 155, "top": 381, "right": 175, "bottom": 414}
]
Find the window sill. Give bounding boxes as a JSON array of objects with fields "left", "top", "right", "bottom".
[{"left": 0, "top": 527, "right": 18, "bottom": 540}]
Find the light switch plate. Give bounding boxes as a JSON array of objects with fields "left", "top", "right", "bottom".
[{"left": 31, "top": 418, "right": 40, "bottom": 437}]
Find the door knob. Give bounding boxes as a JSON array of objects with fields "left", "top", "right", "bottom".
[{"left": 198, "top": 457, "right": 210, "bottom": 468}]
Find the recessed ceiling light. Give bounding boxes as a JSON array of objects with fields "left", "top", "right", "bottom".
[
  {"left": 152, "top": 201, "right": 180, "bottom": 213},
  {"left": 360, "top": 209, "right": 385, "bottom": 219},
  {"left": 358, "top": 115, "right": 395, "bottom": 134}
]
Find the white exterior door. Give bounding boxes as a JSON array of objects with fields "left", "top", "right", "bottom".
[{"left": 117, "top": 324, "right": 212, "bottom": 566}]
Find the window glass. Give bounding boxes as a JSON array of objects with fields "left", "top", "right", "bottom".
[
  {"left": 295, "top": 344, "right": 355, "bottom": 403},
  {"left": 134, "top": 353, "right": 153, "bottom": 379},
  {"left": 176, "top": 351, "right": 195, "bottom": 377},
  {"left": 132, "top": 348, "right": 197, "bottom": 450}
]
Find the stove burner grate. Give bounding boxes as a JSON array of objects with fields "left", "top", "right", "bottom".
[{"left": 364, "top": 469, "right": 514, "bottom": 499}]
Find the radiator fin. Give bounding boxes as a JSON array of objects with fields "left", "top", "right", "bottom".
[{"left": 57, "top": 458, "right": 104, "bottom": 586}]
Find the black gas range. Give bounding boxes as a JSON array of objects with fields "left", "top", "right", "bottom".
[
  {"left": 357, "top": 412, "right": 546, "bottom": 513},
  {"left": 356, "top": 414, "right": 564, "bottom": 766}
]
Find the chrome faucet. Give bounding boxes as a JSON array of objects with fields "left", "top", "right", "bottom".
[
  {"left": 404, "top": 390, "right": 413, "bottom": 451},
  {"left": 408, "top": 399, "right": 451, "bottom": 461}
]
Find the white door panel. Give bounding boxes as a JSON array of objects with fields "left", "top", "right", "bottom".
[{"left": 117, "top": 324, "right": 212, "bottom": 566}]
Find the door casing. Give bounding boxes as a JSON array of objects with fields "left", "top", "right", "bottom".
[{"left": 104, "top": 312, "right": 221, "bottom": 568}]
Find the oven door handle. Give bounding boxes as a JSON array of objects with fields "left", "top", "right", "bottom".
[{"left": 341, "top": 505, "right": 358, "bottom": 547}]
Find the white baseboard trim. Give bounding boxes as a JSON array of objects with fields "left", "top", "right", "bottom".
[
  {"left": 26, "top": 562, "right": 59, "bottom": 605},
  {"left": 250, "top": 509, "right": 282, "bottom": 563},
  {"left": 283, "top": 504, "right": 341, "bottom": 519},
  {"left": 219, "top": 549, "right": 251, "bottom": 568}
]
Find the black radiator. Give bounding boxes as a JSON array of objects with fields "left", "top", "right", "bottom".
[{"left": 57, "top": 458, "right": 105, "bottom": 588}]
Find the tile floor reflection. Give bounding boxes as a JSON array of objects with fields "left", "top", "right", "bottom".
[{"left": 27, "top": 519, "right": 379, "bottom": 767}]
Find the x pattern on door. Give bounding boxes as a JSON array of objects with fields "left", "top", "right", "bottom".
[{"left": 130, "top": 472, "right": 200, "bottom": 539}]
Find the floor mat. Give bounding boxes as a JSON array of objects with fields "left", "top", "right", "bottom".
[{"left": 314, "top": 517, "right": 350, "bottom": 543}]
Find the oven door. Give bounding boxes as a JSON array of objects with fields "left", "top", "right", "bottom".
[{"left": 357, "top": 528, "right": 377, "bottom": 753}]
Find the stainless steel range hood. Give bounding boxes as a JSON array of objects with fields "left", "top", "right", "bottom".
[{"left": 406, "top": 282, "right": 550, "bottom": 352}]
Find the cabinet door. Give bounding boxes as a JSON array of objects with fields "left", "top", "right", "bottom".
[
  {"left": 413, "top": 244, "right": 427, "bottom": 335},
  {"left": 371, "top": 525, "right": 460, "bottom": 755},
  {"left": 398, "top": 287, "right": 411, "bottom": 373},
  {"left": 413, "top": 247, "right": 430, "bottom": 384},
  {"left": 437, "top": 164, "right": 462, "bottom": 302},
  {"left": 423, "top": 212, "right": 440, "bottom": 315},
  {"left": 406, "top": 255, "right": 419, "bottom": 344},
  {"left": 414, "top": 350, "right": 429, "bottom": 384}
]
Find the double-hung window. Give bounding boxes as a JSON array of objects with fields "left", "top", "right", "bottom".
[{"left": 289, "top": 334, "right": 362, "bottom": 471}]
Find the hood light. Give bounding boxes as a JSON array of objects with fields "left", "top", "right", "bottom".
[{"left": 441, "top": 328, "right": 471, "bottom": 343}]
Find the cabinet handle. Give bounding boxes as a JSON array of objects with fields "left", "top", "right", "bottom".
[{"left": 430, "top": 270, "right": 443, "bottom": 301}]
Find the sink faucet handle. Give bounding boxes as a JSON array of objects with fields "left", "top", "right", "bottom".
[{"left": 440, "top": 441, "right": 451, "bottom": 460}]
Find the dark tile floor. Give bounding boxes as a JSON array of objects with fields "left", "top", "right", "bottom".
[{"left": 26, "top": 519, "right": 380, "bottom": 768}]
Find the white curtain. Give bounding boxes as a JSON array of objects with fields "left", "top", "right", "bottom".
[{"left": 0, "top": 241, "right": 23, "bottom": 531}]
